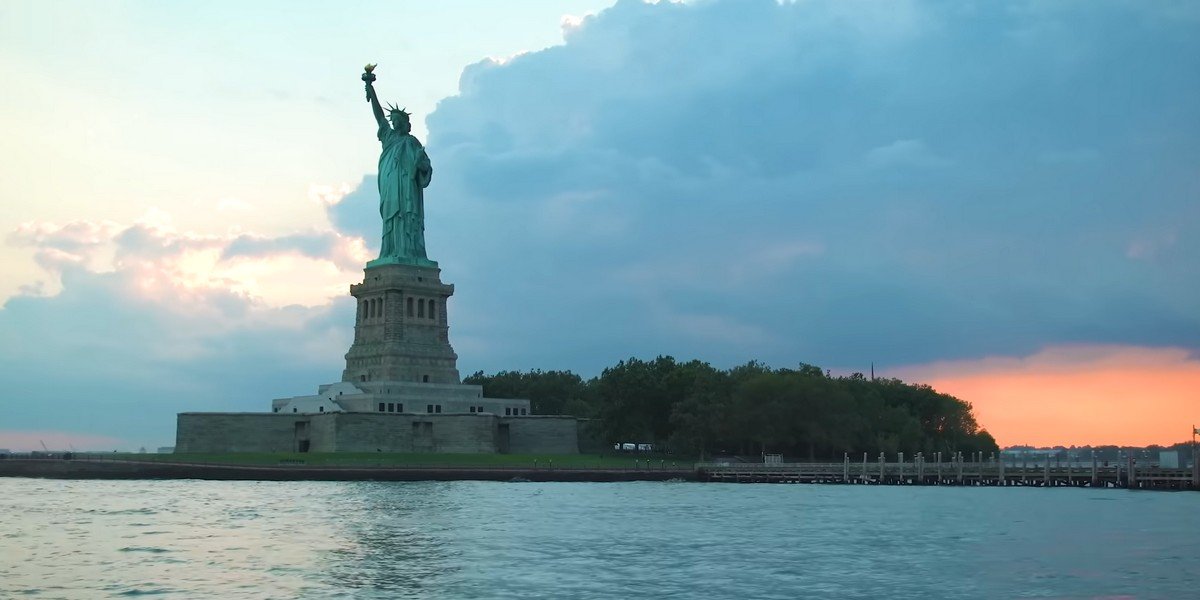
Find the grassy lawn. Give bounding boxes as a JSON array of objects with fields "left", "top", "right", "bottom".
[{"left": 97, "top": 452, "right": 693, "bottom": 469}]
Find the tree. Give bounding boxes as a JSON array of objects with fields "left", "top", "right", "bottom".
[
  {"left": 463, "top": 369, "right": 593, "bottom": 416},
  {"left": 470, "top": 356, "right": 998, "bottom": 458}
]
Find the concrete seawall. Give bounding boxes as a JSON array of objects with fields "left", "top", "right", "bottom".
[{"left": 0, "top": 459, "right": 696, "bottom": 483}]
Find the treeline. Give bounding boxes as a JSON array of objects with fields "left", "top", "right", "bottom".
[{"left": 464, "top": 356, "right": 998, "bottom": 459}]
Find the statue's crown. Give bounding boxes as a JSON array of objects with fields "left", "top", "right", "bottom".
[{"left": 386, "top": 103, "right": 411, "bottom": 118}]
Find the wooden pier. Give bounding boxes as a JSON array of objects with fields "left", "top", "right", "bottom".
[{"left": 697, "top": 453, "right": 1199, "bottom": 490}]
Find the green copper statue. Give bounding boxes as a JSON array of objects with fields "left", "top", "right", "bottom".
[{"left": 363, "top": 63, "right": 435, "bottom": 267}]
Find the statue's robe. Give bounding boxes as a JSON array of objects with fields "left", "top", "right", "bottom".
[{"left": 377, "top": 125, "right": 432, "bottom": 260}]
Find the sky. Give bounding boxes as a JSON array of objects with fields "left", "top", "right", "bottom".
[{"left": 1, "top": 0, "right": 1197, "bottom": 451}]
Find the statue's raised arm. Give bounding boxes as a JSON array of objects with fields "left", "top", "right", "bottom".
[{"left": 363, "top": 64, "right": 387, "bottom": 131}]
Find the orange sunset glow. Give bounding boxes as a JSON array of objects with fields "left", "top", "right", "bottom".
[{"left": 893, "top": 345, "right": 1200, "bottom": 447}]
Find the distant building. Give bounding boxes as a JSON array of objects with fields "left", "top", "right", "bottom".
[{"left": 1000, "top": 449, "right": 1059, "bottom": 458}]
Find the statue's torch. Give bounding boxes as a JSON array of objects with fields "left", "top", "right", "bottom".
[{"left": 363, "top": 63, "right": 377, "bottom": 101}]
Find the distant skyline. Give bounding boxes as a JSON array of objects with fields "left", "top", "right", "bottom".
[{"left": 2, "top": 0, "right": 1198, "bottom": 450}]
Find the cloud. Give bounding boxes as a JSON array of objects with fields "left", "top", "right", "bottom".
[
  {"left": 864, "top": 139, "right": 951, "bottom": 169},
  {"left": 405, "top": 0, "right": 1200, "bottom": 373},
  {"left": 0, "top": 213, "right": 362, "bottom": 448},
  {"left": 326, "top": 175, "right": 381, "bottom": 255},
  {"left": 10, "top": 213, "right": 369, "bottom": 307},
  {"left": 1125, "top": 230, "right": 1178, "bottom": 261},
  {"left": 8, "top": 219, "right": 123, "bottom": 273},
  {"left": 8, "top": 219, "right": 121, "bottom": 253},
  {"left": 0, "top": 259, "right": 355, "bottom": 450},
  {"left": 222, "top": 231, "right": 368, "bottom": 272},
  {"left": 889, "top": 344, "right": 1200, "bottom": 446},
  {"left": 308, "top": 183, "right": 354, "bottom": 208},
  {"left": 0, "top": 270, "right": 354, "bottom": 450},
  {"left": 561, "top": 13, "right": 590, "bottom": 33}
]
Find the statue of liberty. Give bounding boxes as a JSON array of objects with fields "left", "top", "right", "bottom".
[{"left": 362, "top": 64, "right": 434, "bottom": 266}]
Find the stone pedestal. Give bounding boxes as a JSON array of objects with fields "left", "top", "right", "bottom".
[{"left": 342, "top": 262, "right": 461, "bottom": 385}]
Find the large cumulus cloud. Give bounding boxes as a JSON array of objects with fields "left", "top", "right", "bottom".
[{"left": 392, "top": 0, "right": 1200, "bottom": 373}]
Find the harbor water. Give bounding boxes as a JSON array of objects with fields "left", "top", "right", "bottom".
[{"left": 1, "top": 478, "right": 1197, "bottom": 599}]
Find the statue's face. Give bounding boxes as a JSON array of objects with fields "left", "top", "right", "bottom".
[{"left": 389, "top": 113, "right": 411, "bottom": 133}]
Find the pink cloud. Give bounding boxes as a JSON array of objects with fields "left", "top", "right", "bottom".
[
  {"left": 7, "top": 212, "right": 370, "bottom": 308},
  {"left": 890, "top": 345, "right": 1200, "bottom": 447}
]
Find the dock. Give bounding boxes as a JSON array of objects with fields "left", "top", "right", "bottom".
[{"left": 698, "top": 453, "right": 1199, "bottom": 490}]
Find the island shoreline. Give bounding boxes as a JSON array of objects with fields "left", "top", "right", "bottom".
[{"left": 0, "top": 459, "right": 696, "bottom": 482}]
